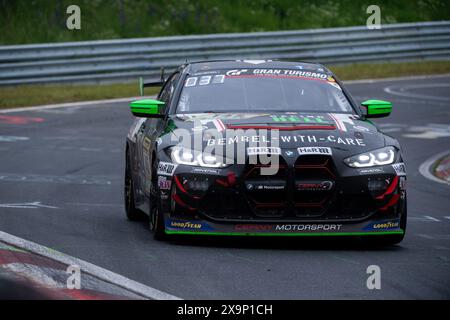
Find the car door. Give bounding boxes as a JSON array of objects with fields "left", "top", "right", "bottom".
[{"left": 135, "top": 72, "right": 181, "bottom": 208}]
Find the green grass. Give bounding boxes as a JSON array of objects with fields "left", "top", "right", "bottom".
[
  {"left": 0, "top": 0, "right": 449, "bottom": 45},
  {"left": 329, "top": 60, "right": 450, "bottom": 80},
  {"left": 1, "top": 60, "right": 449, "bottom": 109},
  {"left": 0, "top": 83, "right": 159, "bottom": 109}
]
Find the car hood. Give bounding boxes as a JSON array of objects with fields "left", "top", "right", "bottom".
[{"left": 162, "top": 112, "right": 386, "bottom": 153}]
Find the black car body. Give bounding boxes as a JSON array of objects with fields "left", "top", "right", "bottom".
[{"left": 125, "top": 60, "right": 407, "bottom": 244}]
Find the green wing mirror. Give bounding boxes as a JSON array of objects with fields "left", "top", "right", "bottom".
[
  {"left": 361, "top": 100, "right": 392, "bottom": 118},
  {"left": 130, "top": 99, "right": 165, "bottom": 118}
]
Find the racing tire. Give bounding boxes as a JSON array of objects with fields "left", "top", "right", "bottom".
[
  {"left": 149, "top": 197, "right": 166, "bottom": 240},
  {"left": 124, "top": 151, "right": 145, "bottom": 221}
]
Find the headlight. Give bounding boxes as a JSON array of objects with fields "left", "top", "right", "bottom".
[
  {"left": 171, "top": 147, "right": 229, "bottom": 168},
  {"left": 344, "top": 146, "right": 396, "bottom": 168}
]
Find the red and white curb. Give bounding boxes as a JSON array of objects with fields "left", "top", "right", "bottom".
[
  {"left": 419, "top": 150, "right": 450, "bottom": 185},
  {"left": 434, "top": 154, "right": 450, "bottom": 183},
  {"left": 0, "top": 231, "right": 181, "bottom": 300}
]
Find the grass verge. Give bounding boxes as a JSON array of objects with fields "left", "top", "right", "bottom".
[
  {"left": 1, "top": 60, "right": 450, "bottom": 109},
  {"left": 330, "top": 60, "right": 450, "bottom": 81},
  {"left": 0, "top": 83, "right": 159, "bottom": 109}
]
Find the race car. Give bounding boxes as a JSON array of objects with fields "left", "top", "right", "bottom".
[{"left": 124, "top": 60, "right": 407, "bottom": 245}]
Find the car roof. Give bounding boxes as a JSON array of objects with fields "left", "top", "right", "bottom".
[{"left": 185, "top": 59, "right": 331, "bottom": 75}]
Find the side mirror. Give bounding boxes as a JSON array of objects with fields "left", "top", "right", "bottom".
[
  {"left": 361, "top": 100, "right": 392, "bottom": 118},
  {"left": 130, "top": 99, "right": 165, "bottom": 118}
]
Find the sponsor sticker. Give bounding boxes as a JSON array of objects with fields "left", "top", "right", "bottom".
[
  {"left": 207, "top": 134, "right": 365, "bottom": 147},
  {"left": 157, "top": 162, "right": 178, "bottom": 176},
  {"left": 270, "top": 114, "right": 327, "bottom": 123},
  {"left": 246, "top": 183, "right": 285, "bottom": 191},
  {"left": 363, "top": 220, "right": 400, "bottom": 231},
  {"left": 296, "top": 180, "right": 334, "bottom": 191},
  {"left": 191, "top": 168, "right": 220, "bottom": 175},
  {"left": 170, "top": 221, "right": 203, "bottom": 229},
  {"left": 226, "top": 69, "right": 248, "bottom": 76},
  {"left": 235, "top": 224, "right": 273, "bottom": 231},
  {"left": 392, "top": 163, "right": 406, "bottom": 176},
  {"left": 247, "top": 147, "right": 281, "bottom": 155},
  {"left": 275, "top": 224, "right": 342, "bottom": 232},
  {"left": 281, "top": 135, "right": 365, "bottom": 146},
  {"left": 253, "top": 69, "right": 328, "bottom": 79},
  {"left": 158, "top": 176, "right": 171, "bottom": 190},
  {"left": 297, "top": 146, "right": 332, "bottom": 156},
  {"left": 358, "top": 168, "right": 384, "bottom": 174},
  {"left": 167, "top": 219, "right": 213, "bottom": 231}
]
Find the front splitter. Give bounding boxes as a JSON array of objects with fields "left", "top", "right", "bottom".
[{"left": 164, "top": 216, "right": 404, "bottom": 237}]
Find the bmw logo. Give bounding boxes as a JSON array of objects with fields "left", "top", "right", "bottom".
[{"left": 285, "top": 150, "right": 294, "bottom": 157}]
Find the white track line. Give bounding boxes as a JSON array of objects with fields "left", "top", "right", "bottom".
[
  {"left": 419, "top": 150, "right": 450, "bottom": 185},
  {"left": 384, "top": 83, "right": 450, "bottom": 102},
  {"left": 0, "top": 231, "right": 181, "bottom": 300},
  {"left": 344, "top": 73, "right": 450, "bottom": 84},
  {"left": 424, "top": 216, "right": 441, "bottom": 222}
]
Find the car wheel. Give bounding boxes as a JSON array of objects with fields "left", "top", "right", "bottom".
[
  {"left": 149, "top": 160, "right": 167, "bottom": 240},
  {"left": 124, "top": 151, "right": 145, "bottom": 221},
  {"left": 149, "top": 198, "right": 166, "bottom": 240}
]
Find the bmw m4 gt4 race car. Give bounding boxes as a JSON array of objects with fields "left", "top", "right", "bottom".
[{"left": 124, "top": 60, "right": 407, "bottom": 244}]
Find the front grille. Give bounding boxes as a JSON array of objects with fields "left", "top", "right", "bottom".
[
  {"left": 293, "top": 155, "right": 336, "bottom": 218},
  {"left": 243, "top": 158, "right": 288, "bottom": 218}
]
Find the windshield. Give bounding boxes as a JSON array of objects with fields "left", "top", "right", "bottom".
[{"left": 177, "top": 68, "right": 353, "bottom": 113}]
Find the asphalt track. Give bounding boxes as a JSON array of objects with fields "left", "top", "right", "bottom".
[{"left": 0, "top": 75, "right": 449, "bottom": 299}]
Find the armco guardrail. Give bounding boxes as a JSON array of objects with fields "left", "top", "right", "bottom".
[{"left": 0, "top": 21, "right": 449, "bottom": 86}]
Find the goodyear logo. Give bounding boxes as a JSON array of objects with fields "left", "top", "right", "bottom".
[
  {"left": 364, "top": 220, "right": 400, "bottom": 231},
  {"left": 372, "top": 221, "right": 399, "bottom": 229},
  {"left": 170, "top": 221, "right": 203, "bottom": 229}
]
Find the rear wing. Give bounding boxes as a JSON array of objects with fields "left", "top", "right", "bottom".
[
  {"left": 138, "top": 67, "right": 166, "bottom": 96},
  {"left": 138, "top": 77, "right": 164, "bottom": 96}
]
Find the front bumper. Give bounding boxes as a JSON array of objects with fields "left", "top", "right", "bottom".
[{"left": 158, "top": 153, "right": 406, "bottom": 236}]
